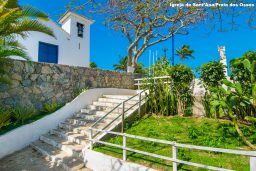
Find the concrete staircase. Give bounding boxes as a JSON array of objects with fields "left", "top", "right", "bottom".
[{"left": 30, "top": 94, "right": 141, "bottom": 171}]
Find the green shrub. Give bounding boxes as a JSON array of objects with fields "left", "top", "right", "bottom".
[
  {"left": 197, "top": 60, "right": 226, "bottom": 88},
  {"left": 0, "top": 108, "right": 11, "bottom": 129},
  {"left": 72, "top": 87, "right": 88, "bottom": 98},
  {"left": 12, "top": 105, "right": 35, "bottom": 124},
  {"left": 43, "top": 103, "right": 62, "bottom": 114},
  {"left": 188, "top": 126, "right": 200, "bottom": 139}
]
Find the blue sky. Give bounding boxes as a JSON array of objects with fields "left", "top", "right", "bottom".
[{"left": 20, "top": 0, "right": 256, "bottom": 75}]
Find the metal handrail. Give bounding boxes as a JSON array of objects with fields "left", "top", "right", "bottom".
[
  {"left": 90, "top": 128, "right": 256, "bottom": 171},
  {"left": 90, "top": 90, "right": 147, "bottom": 139}
]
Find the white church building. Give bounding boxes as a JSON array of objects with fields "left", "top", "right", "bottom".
[{"left": 17, "top": 11, "right": 94, "bottom": 67}]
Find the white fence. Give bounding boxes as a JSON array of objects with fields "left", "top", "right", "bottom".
[{"left": 89, "top": 128, "right": 256, "bottom": 171}]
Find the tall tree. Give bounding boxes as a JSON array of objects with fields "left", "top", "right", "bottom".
[
  {"left": 0, "top": 0, "right": 55, "bottom": 84},
  {"left": 70, "top": 0, "right": 255, "bottom": 72},
  {"left": 176, "top": 44, "right": 194, "bottom": 62}
]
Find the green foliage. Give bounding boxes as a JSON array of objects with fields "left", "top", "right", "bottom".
[
  {"left": 0, "top": 0, "right": 54, "bottom": 84},
  {"left": 89, "top": 61, "right": 97, "bottom": 68},
  {"left": 72, "top": 87, "right": 89, "bottom": 98},
  {"left": 12, "top": 105, "right": 35, "bottom": 124},
  {"left": 143, "top": 59, "right": 194, "bottom": 116},
  {"left": 188, "top": 126, "right": 200, "bottom": 139},
  {"left": 198, "top": 60, "right": 226, "bottom": 88},
  {"left": 43, "top": 103, "right": 62, "bottom": 114},
  {"left": 230, "top": 51, "right": 256, "bottom": 95},
  {"left": 95, "top": 116, "right": 253, "bottom": 170},
  {"left": 144, "top": 78, "right": 178, "bottom": 116},
  {"left": 0, "top": 108, "right": 11, "bottom": 129},
  {"left": 176, "top": 44, "right": 195, "bottom": 62},
  {"left": 149, "top": 56, "right": 171, "bottom": 76},
  {"left": 113, "top": 56, "right": 147, "bottom": 74},
  {"left": 200, "top": 51, "right": 256, "bottom": 149}
]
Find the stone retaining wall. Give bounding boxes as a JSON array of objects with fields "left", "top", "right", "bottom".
[{"left": 0, "top": 60, "right": 135, "bottom": 110}]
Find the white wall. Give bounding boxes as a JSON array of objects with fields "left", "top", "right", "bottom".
[
  {"left": 83, "top": 150, "right": 157, "bottom": 171},
  {"left": 15, "top": 17, "right": 91, "bottom": 67},
  {"left": 0, "top": 88, "right": 137, "bottom": 159}
]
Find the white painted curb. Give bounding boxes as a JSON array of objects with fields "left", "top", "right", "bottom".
[
  {"left": 83, "top": 149, "right": 157, "bottom": 171},
  {"left": 0, "top": 88, "right": 138, "bottom": 159}
]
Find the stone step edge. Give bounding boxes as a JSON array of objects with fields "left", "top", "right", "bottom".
[
  {"left": 30, "top": 142, "right": 85, "bottom": 171},
  {"left": 40, "top": 135, "right": 83, "bottom": 159}
]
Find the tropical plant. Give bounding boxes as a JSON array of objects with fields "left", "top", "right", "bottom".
[
  {"left": 113, "top": 56, "right": 146, "bottom": 74},
  {"left": 0, "top": 0, "right": 54, "bottom": 84},
  {"left": 201, "top": 53, "right": 256, "bottom": 149},
  {"left": 176, "top": 45, "right": 194, "bottom": 62},
  {"left": 230, "top": 51, "right": 256, "bottom": 96},
  {"left": 143, "top": 77, "right": 178, "bottom": 116},
  {"left": 143, "top": 62, "right": 194, "bottom": 116},
  {"left": 0, "top": 107, "right": 11, "bottom": 129},
  {"left": 169, "top": 64, "right": 195, "bottom": 116},
  {"left": 12, "top": 105, "right": 35, "bottom": 124},
  {"left": 198, "top": 60, "right": 226, "bottom": 88},
  {"left": 43, "top": 103, "right": 62, "bottom": 114},
  {"left": 149, "top": 56, "right": 170, "bottom": 76},
  {"left": 89, "top": 61, "right": 97, "bottom": 68}
]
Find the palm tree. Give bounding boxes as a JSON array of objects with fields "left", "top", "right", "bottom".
[
  {"left": 113, "top": 56, "right": 146, "bottom": 74},
  {"left": 0, "top": 0, "right": 55, "bottom": 84},
  {"left": 113, "top": 56, "right": 128, "bottom": 72},
  {"left": 176, "top": 45, "right": 194, "bottom": 63}
]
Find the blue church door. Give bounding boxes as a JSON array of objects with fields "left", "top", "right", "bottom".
[{"left": 38, "top": 42, "right": 58, "bottom": 64}]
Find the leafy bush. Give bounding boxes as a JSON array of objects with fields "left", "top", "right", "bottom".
[
  {"left": 0, "top": 108, "right": 11, "bottom": 129},
  {"left": 143, "top": 62, "right": 195, "bottom": 116},
  {"left": 12, "top": 105, "right": 35, "bottom": 124},
  {"left": 197, "top": 60, "right": 226, "bottom": 88},
  {"left": 199, "top": 51, "right": 256, "bottom": 149},
  {"left": 43, "top": 103, "right": 62, "bottom": 114}
]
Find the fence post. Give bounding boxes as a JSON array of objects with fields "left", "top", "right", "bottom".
[
  {"left": 138, "top": 80, "right": 140, "bottom": 90},
  {"left": 123, "top": 135, "right": 127, "bottom": 161},
  {"left": 138, "top": 92, "right": 141, "bottom": 117},
  {"left": 89, "top": 128, "right": 93, "bottom": 150},
  {"left": 250, "top": 157, "right": 256, "bottom": 171},
  {"left": 121, "top": 102, "right": 125, "bottom": 133},
  {"left": 172, "top": 145, "right": 177, "bottom": 171}
]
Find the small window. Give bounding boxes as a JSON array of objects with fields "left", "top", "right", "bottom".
[{"left": 77, "top": 22, "right": 84, "bottom": 38}]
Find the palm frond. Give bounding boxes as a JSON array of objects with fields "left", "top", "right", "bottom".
[{"left": 21, "top": 6, "right": 49, "bottom": 21}]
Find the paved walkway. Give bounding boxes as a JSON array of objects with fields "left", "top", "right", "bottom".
[{"left": 0, "top": 147, "right": 63, "bottom": 171}]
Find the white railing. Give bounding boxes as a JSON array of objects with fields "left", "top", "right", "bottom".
[
  {"left": 89, "top": 128, "right": 256, "bottom": 171},
  {"left": 89, "top": 90, "right": 147, "bottom": 144},
  {"left": 134, "top": 76, "right": 196, "bottom": 91},
  {"left": 134, "top": 76, "right": 171, "bottom": 90}
]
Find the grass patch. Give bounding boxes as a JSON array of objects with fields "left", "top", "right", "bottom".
[{"left": 95, "top": 115, "right": 256, "bottom": 171}]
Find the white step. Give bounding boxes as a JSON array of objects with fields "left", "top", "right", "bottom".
[
  {"left": 93, "top": 101, "right": 135, "bottom": 108},
  {"left": 74, "top": 112, "right": 102, "bottom": 120},
  {"left": 102, "top": 95, "right": 134, "bottom": 100},
  {"left": 66, "top": 118, "right": 88, "bottom": 126},
  {"left": 50, "top": 129, "right": 88, "bottom": 146},
  {"left": 98, "top": 98, "right": 138, "bottom": 104},
  {"left": 58, "top": 122, "right": 89, "bottom": 135},
  {"left": 102, "top": 94, "right": 146, "bottom": 100},
  {"left": 40, "top": 134, "right": 84, "bottom": 158},
  {"left": 31, "top": 140, "right": 85, "bottom": 171}
]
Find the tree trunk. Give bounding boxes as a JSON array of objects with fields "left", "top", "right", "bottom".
[
  {"left": 233, "top": 120, "right": 256, "bottom": 150},
  {"left": 127, "top": 48, "right": 134, "bottom": 73}
]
